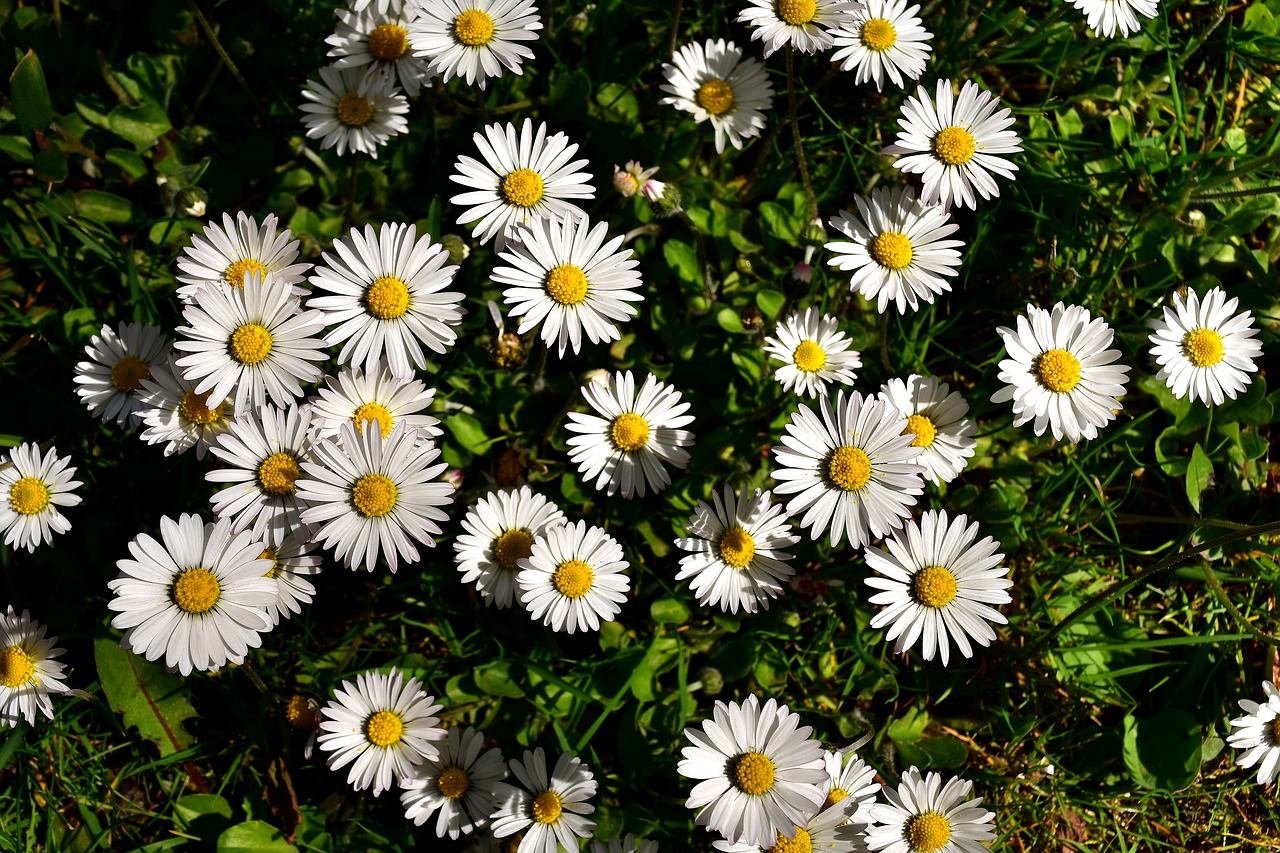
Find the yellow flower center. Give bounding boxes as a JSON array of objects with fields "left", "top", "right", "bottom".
[
  {"left": 259, "top": 547, "right": 282, "bottom": 579},
  {"left": 336, "top": 92, "right": 375, "bottom": 127},
  {"left": 544, "top": 264, "right": 590, "bottom": 306},
  {"left": 553, "top": 559, "right": 594, "bottom": 599},
  {"left": 180, "top": 390, "right": 222, "bottom": 425},
  {"left": 912, "top": 565, "right": 958, "bottom": 608},
  {"left": 904, "top": 414, "right": 937, "bottom": 448},
  {"left": 494, "top": 528, "right": 534, "bottom": 571},
  {"left": 229, "top": 323, "right": 274, "bottom": 366},
  {"left": 905, "top": 811, "right": 952, "bottom": 853},
  {"left": 224, "top": 258, "right": 267, "bottom": 288},
  {"left": 110, "top": 355, "right": 152, "bottom": 392},
  {"left": 352, "top": 401, "right": 394, "bottom": 438},
  {"left": 730, "top": 751, "right": 776, "bottom": 796},
  {"left": 1031, "top": 348, "right": 1082, "bottom": 393},
  {"left": 454, "top": 9, "right": 496, "bottom": 46},
  {"left": 366, "top": 275, "right": 411, "bottom": 320},
  {"left": 257, "top": 452, "right": 301, "bottom": 496},
  {"left": 0, "top": 645, "right": 36, "bottom": 689},
  {"left": 9, "top": 477, "right": 51, "bottom": 516},
  {"left": 772, "top": 828, "right": 813, "bottom": 853},
  {"left": 531, "top": 790, "right": 563, "bottom": 824},
  {"left": 777, "top": 0, "right": 817, "bottom": 25},
  {"left": 352, "top": 474, "right": 398, "bottom": 518},
  {"left": 718, "top": 526, "right": 756, "bottom": 569},
  {"left": 365, "top": 710, "right": 404, "bottom": 747},
  {"left": 500, "top": 168, "right": 545, "bottom": 208},
  {"left": 827, "top": 446, "right": 872, "bottom": 492},
  {"left": 172, "top": 568, "right": 221, "bottom": 615},
  {"left": 610, "top": 413, "right": 651, "bottom": 452},
  {"left": 823, "top": 786, "right": 849, "bottom": 809},
  {"left": 437, "top": 766, "right": 470, "bottom": 799},
  {"left": 860, "top": 17, "right": 898, "bottom": 51},
  {"left": 1181, "top": 327, "right": 1224, "bottom": 368},
  {"left": 932, "top": 126, "right": 977, "bottom": 166},
  {"left": 793, "top": 339, "right": 827, "bottom": 373},
  {"left": 368, "top": 23, "right": 409, "bottom": 60},
  {"left": 284, "top": 694, "right": 316, "bottom": 729},
  {"left": 696, "top": 79, "right": 735, "bottom": 116},
  {"left": 871, "top": 231, "right": 914, "bottom": 271}
]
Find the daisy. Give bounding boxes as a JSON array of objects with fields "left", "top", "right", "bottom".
[
  {"left": 591, "top": 836, "right": 659, "bottom": 853},
  {"left": 864, "top": 767, "right": 995, "bottom": 853},
  {"left": 0, "top": 442, "right": 82, "bottom": 553},
  {"left": 0, "top": 607, "right": 70, "bottom": 728},
  {"left": 449, "top": 118, "right": 594, "bottom": 248},
  {"left": 762, "top": 307, "right": 862, "bottom": 399},
  {"left": 106, "top": 513, "right": 277, "bottom": 676},
  {"left": 73, "top": 322, "right": 171, "bottom": 426},
  {"left": 515, "top": 520, "right": 630, "bottom": 634},
  {"left": 317, "top": 667, "right": 447, "bottom": 796},
  {"left": 1070, "top": 0, "right": 1159, "bottom": 37},
  {"left": 257, "top": 532, "right": 323, "bottom": 626},
  {"left": 492, "top": 214, "right": 644, "bottom": 357},
  {"left": 711, "top": 794, "right": 863, "bottom": 851},
  {"left": 327, "top": 0, "right": 435, "bottom": 96},
  {"left": 401, "top": 726, "right": 508, "bottom": 838},
  {"left": 1227, "top": 680, "right": 1280, "bottom": 784},
  {"left": 1147, "top": 286, "right": 1263, "bottom": 406},
  {"left": 679, "top": 694, "right": 828, "bottom": 847},
  {"left": 990, "top": 302, "right": 1131, "bottom": 442},
  {"left": 297, "top": 421, "right": 455, "bottom": 572},
  {"left": 830, "top": 0, "right": 933, "bottom": 92},
  {"left": 659, "top": 39, "right": 775, "bottom": 154},
  {"left": 737, "top": 0, "right": 861, "bottom": 57},
  {"left": 565, "top": 371, "right": 696, "bottom": 499},
  {"left": 612, "top": 161, "right": 658, "bottom": 198},
  {"left": 864, "top": 510, "right": 1012, "bottom": 665},
  {"left": 309, "top": 361, "right": 442, "bottom": 444},
  {"left": 825, "top": 185, "right": 964, "bottom": 314},
  {"left": 174, "top": 271, "right": 329, "bottom": 413},
  {"left": 174, "top": 212, "right": 312, "bottom": 303},
  {"left": 407, "top": 0, "right": 542, "bottom": 89},
  {"left": 674, "top": 485, "right": 801, "bottom": 615},
  {"left": 490, "top": 748, "right": 598, "bottom": 853},
  {"left": 455, "top": 486, "right": 567, "bottom": 609},
  {"left": 300, "top": 64, "right": 410, "bottom": 158},
  {"left": 770, "top": 390, "right": 925, "bottom": 548},
  {"left": 135, "top": 355, "right": 236, "bottom": 460},
  {"left": 820, "top": 749, "right": 880, "bottom": 822},
  {"left": 882, "top": 79, "right": 1023, "bottom": 210},
  {"left": 878, "top": 375, "right": 976, "bottom": 485},
  {"left": 307, "top": 222, "right": 465, "bottom": 380}
]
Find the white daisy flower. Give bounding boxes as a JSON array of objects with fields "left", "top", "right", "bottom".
[
  {"left": 591, "top": 835, "right": 659, "bottom": 853},
  {"left": 990, "top": 302, "right": 1131, "bottom": 442},
  {"left": 659, "top": 39, "right": 775, "bottom": 154},
  {"left": 492, "top": 214, "right": 644, "bottom": 357},
  {"left": 1147, "top": 286, "right": 1263, "bottom": 407},
  {"left": 407, "top": 0, "right": 542, "bottom": 89},
  {"left": 327, "top": 0, "right": 435, "bottom": 97},
  {"left": 0, "top": 607, "right": 70, "bottom": 728},
  {"left": 770, "top": 390, "right": 925, "bottom": 548},
  {"left": 351, "top": 0, "right": 399, "bottom": 14},
  {"left": 135, "top": 355, "right": 236, "bottom": 461},
  {"left": 73, "top": 322, "right": 171, "bottom": 426},
  {"left": 515, "top": 520, "right": 630, "bottom": 634},
  {"left": 825, "top": 185, "right": 964, "bottom": 314},
  {"left": 678, "top": 694, "right": 828, "bottom": 847},
  {"left": 737, "top": 0, "right": 862, "bottom": 57},
  {"left": 297, "top": 421, "right": 455, "bottom": 572},
  {"left": 865, "top": 767, "right": 995, "bottom": 853},
  {"left": 882, "top": 79, "right": 1023, "bottom": 210},
  {"left": 820, "top": 749, "right": 880, "bottom": 823},
  {"left": 106, "top": 513, "right": 277, "bottom": 676},
  {"left": 174, "top": 271, "right": 329, "bottom": 413},
  {"left": 257, "top": 532, "right": 323, "bottom": 626},
  {"left": 449, "top": 118, "right": 594, "bottom": 249},
  {"left": 401, "top": 726, "right": 508, "bottom": 838},
  {"left": 1070, "top": 0, "right": 1159, "bottom": 37},
  {"left": 565, "top": 370, "right": 696, "bottom": 499},
  {"left": 490, "top": 748, "right": 598, "bottom": 853},
  {"left": 317, "top": 667, "right": 446, "bottom": 796},
  {"left": 762, "top": 307, "right": 863, "bottom": 399},
  {"left": 878, "top": 375, "right": 976, "bottom": 485},
  {"left": 674, "top": 485, "right": 801, "bottom": 615},
  {"left": 454, "top": 486, "right": 567, "bottom": 609},
  {"left": 711, "top": 793, "right": 863, "bottom": 851},
  {"left": 1227, "top": 680, "right": 1280, "bottom": 784},
  {"left": 174, "top": 211, "right": 312, "bottom": 303},
  {"left": 300, "top": 64, "right": 410, "bottom": 158},
  {"left": 307, "top": 222, "right": 465, "bottom": 380},
  {"left": 0, "top": 442, "right": 82, "bottom": 553},
  {"left": 309, "top": 361, "right": 442, "bottom": 445},
  {"left": 830, "top": 0, "right": 933, "bottom": 92}
]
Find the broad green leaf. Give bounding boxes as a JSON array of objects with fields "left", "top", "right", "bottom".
[
  {"left": 1185, "top": 443, "right": 1212, "bottom": 512},
  {"left": 175, "top": 794, "right": 235, "bottom": 844},
  {"left": 33, "top": 148, "right": 67, "bottom": 183},
  {"left": 444, "top": 412, "right": 491, "bottom": 454},
  {"left": 94, "top": 637, "right": 196, "bottom": 757},
  {"left": 755, "top": 289, "right": 786, "bottom": 320},
  {"left": 887, "top": 706, "right": 930, "bottom": 742},
  {"left": 595, "top": 82, "right": 638, "bottom": 125},
  {"left": 649, "top": 597, "right": 691, "bottom": 625},
  {"left": 716, "top": 307, "right": 745, "bottom": 334},
  {"left": 1122, "top": 709, "right": 1202, "bottom": 790},
  {"left": 758, "top": 201, "right": 800, "bottom": 243},
  {"left": 217, "top": 821, "right": 295, "bottom": 852},
  {"left": 75, "top": 190, "right": 134, "bottom": 224},
  {"left": 663, "top": 239, "right": 698, "bottom": 284},
  {"left": 1244, "top": 0, "right": 1277, "bottom": 32},
  {"left": 897, "top": 735, "right": 968, "bottom": 770},
  {"left": 10, "top": 50, "right": 52, "bottom": 134},
  {"left": 107, "top": 103, "right": 171, "bottom": 149},
  {"left": 105, "top": 148, "right": 148, "bottom": 180},
  {"left": 474, "top": 660, "right": 525, "bottom": 698}
]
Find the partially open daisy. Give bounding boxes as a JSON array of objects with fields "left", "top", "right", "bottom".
[
  {"left": 490, "top": 748, "right": 598, "bottom": 853},
  {"left": 711, "top": 793, "right": 864, "bottom": 851},
  {"left": 307, "top": 222, "right": 465, "bottom": 380},
  {"left": 401, "top": 725, "right": 508, "bottom": 838},
  {"left": 565, "top": 371, "right": 696, "bottom": 499},
  {"left": 408, "top": 0, "right": 542, "bottom": 89},
  {"left": 763, "top": 307, "right": 862, "bottom": 398},
  {"left": 659, "top": 39, "right": 775, "bottom": 154},
  {"left": 1070, "top": 0, "right": 1159, "bottom": 37},
  {"left": 327, "top": 0, "right": 435, "bottom": 96},
  {"left": 135, "top": 356, "right": 236, "bottom": 460},
  {"left": 300, "top": 64, "right": 410, "bottom": 158},
  {"left": 493, "top": 214, "right": 643, "bottom": 357},
  {"left": 317, "top": 667, "right": 446, "bottom": 796},
  {"left": 990, "top": 302, "right": 1131, "bottom": 442},
  {"left": 0, "top": 607, "right": 69, "bottom": 728},
  {"left": 0, "top": 442, "right": 82, "bottom": 553},
  {"left": 175, "top": 212, "right": 312, "bottom": 303},
  {"left": 1227, "top": 680, "right": 1280, "bottom": 784},
  {"left": 878, "top": 375, "right": 976, "bottom": 485},
  {"left": 820, "top": 749, "right": 880, "bottom": 824},
  {"left": 107, "top": 513, "right": 277, "bottom": 676},
  {"left": 864, "top": 510, "right": 1011, "bottom": 665},
  {"left": 737, "top": 0, "right": 861, "bottom": 56},
  {"left": 1148, "top": 285, "right": 1263, "bottom": 406},
  {"left": 310, "top": 360, "right": 442, "bottom": 445},
  {"left": 865, "top": 767, "right": 995, "bottom": 853},
  {"left": 830, "top": 0, "right": 933, "bottom": 92},
  {"left": 674, "top": 485, "right": 801, "bottom": 615},
  {"left": 591, "top": 836, "right": 659, "bottom": 853},
  {"left": 449, "top": 118, "right": 594, "bottom": 248},
  {"left": 73, "top": 322, "right": 171, "bottom": 426},
  {"left": 825, "top": 185, "right": 964, "bottom": 314},
  {"left": 770, "top": 390, "right": 925, "bottom": 548},
  {"left": 679, "top": 694, "right": 828, "bottom": 847},
  {"left": 883, "top": 79, "right": 1023, "bottom": 210},
  {"left": 516, "top": 520, "right": 630, "bottom": 634},
  {"left": 455, "top": 486, "right": 567, "bottom": 609},
  {"left": 257, "top": 532, "right": 323, "bottom": 626}
]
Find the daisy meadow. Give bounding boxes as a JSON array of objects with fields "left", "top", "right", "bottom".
[
  {"left": 737, "top": 0, "right": 861, "bottom": 56},
  {"left": 135, "top": 355, "right": 236, "bottom": 460},
  {"left": 490, "top": 748, "right": 598, "bottom": 853},
  {"left": 309, "top": 360, "right": 442, "bottom": 444},
  {"left": 565, "top": 371, "right": 696, "bottom": 499},
  {"left": 674, "top": 485, "right": 801, "bottom": 615},
  {"left": 830, "top": 0, "right": 933, "bottom": 91},
  {"left": 455, "top": 486, "right": 567, "bottom": 609},
  {"left": 1147, "top": 285, "right": 1263, "bottom": 406},
  {"left": 407, "top": 0, "right": 542, "bottom": 89},
  {"left": 256, "top": 532, "right": 323, "bottom": 626},
  {"left": 883, "top": 79, "right": 1023, "bottom": 210},
  {"left": 73, "top": 322, "right": 171, "bottom": 426},
  {"left": 762, "top": 306, "right": 862, "bottom": 399},
  {"left": 711, "top": 794, "right": 863, "bottom": 852},
  {"left": 820, "top": 749, "right": 880, "bottom": 822},
  {"left": 990, "top": 302, "right": 1131, "bottom": 442},
  {"left": 1070, "top": 0, "right": 1159, "bottom": 37},
  {"left": 1226, "top": 680, "right": 1280, "bottom": 784},
  {"left": 0, "top": 442, "right": 82, "bottom": 553},
  {"left": 516, "top": 520, "right": 630, "bottom": 634},
  {"left": 106, "top": 514, "right": 277, "bottom": 676},
  {"left": 401, "top": 726, "right": 508, "bottom": 838},
  {"left": 865, "top": 767, "right": 995, "bottom": 853},
  {"left": 317, "top": 667, "right": 446, "bottom": 796},
  {"left": 878, "top": 375, "right": 976, "bottom": 485},
  {"left": 0, "top": 607, "right": 69, "bottom": 728},
  {"left": 591, "top": 836, "right": 659, "bottom": 853},
  {"left": 307, "top": 222, "right": 464, "bottom": 380},
  {"left": 659, "top": 39, "right": 775, "bottom": 154},
  {"left": 679, "top": 694, "right": 828, "bottom": 847},
  {"left": 327, "top": 0, "right": 435, "bottom": 96},
  {"left": 770, "top": 390, "right": 925, "bottom": 548},
  {"left": 492, "top": 214, "right": 643, "bottom": 357},
  {"left": 299, "top": 64, "right": 410, "bottom": 158},
  {"left": 174, "top": 211, "right": 311, "bottom": 303}
]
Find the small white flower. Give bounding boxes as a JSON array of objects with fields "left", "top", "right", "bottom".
[
  {"left": 612, "top": 161, "right": 657, "bottom": 198},
  {"left": 309, "top": 360, "right": 442, "bottom": 445},
  {"left": 1071, "top": 0, "right": 1159, "bottom": 37},
  {"left": 174, "top": 211, "right": 312, "bottom": 303},
  {"left": 407, "top": 0, "right": 542, "bottom": 89},
  {"left": 516, "top": 520, "right": 630, "bottom": 634},
  {"left": 1147, "top": 286, "right": 1263, "bottom": 406},
  {"left": 865, "top": 767, "right": 995, "bottom": 853},
  {"left": 490, "top": 748, "right": 598, "bottom": 853},
  {"left": 401, "top": 726, "right": 508, "bottom": 838},
  {"left": 878, "top": 374, "right": 976, "bottom": 485},
  {"left": 0, "top": 442, "right": 82, "bottom": 553},
  {"left": 135, "top": 355, "right": 236, "bottom": 460},
  {"left": 327, "top": 0, "right": 435, "bottom": 96},
  {"left": 830, "top": 0, "right": 933, "bottom": 91},
  {"left": 455, "top": 486, "right": 567, "bottom": 609},
  {"left": 257, "top": 532, "right": 323, "bottom": 626},
  {"left": 763, "top": 307, "right": 862, "bottom": 399},
  {"left": 590, "top": 835, "right": 659, "bottom": 853},
  {"left": 737, "top": 0, "right": 863, "bottom": 57},
  {"left": 73, "top": 322, "right": 171, "bottom": 426},
  {"left": 1227, "top": 680, "right": 1280, "bottom": 784},
  {"left": 0, "top": 607, "right": 70, "bottom": 728},
  {"left": 819, "top": 748, "right": 880, "bottom": 824},
  {"left": 660, "top": 39, "right": 775, "bottom": 154},
  {"left": 300, "top": 64, "right": 410, "bottom": 158}
]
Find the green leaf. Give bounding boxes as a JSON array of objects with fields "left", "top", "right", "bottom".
[
  {"left": 897, "top": 735, "right": 968, "bottom": 770},
  {"left": 1185, "top": 443, "right": 1212, "bottom": 512},
  {"left": 887, "top": 706, "right": 930, "bottom": 743},
  {"left": 755, "top": 289, "right": 785, "bottom": 320},
  {"left": 32, "top": 148, "right": 67, "bottom": 183},
  {"left": 107, "top": 103, "right": 172, "bottom": 149},
  {"left": 444, "top": 412, "right": 491, "bottom": 455},
  {"left": 75, "top": 190, "right": 134, "bottom": 224},
  {"left": 663, "top": 239, "right": 698, "bottom": 284},
  {"left": 1122, "top": 709, "right": 1202, "bottom": 791},
  {"left": 474, "top": 660, "right": 525, "bottom": 698},
  {"left": 1244, "top": 2, "right": 1277, "bottom": 34},
  {"left": 595, "top": 82, "right": 639, "bottom": 125},
  {"left": 106, "top": 148, "right": 149, "bottom": 180},
  {"left": 649, "top": 597, "right": 691, "bottom": 625},
  {"left": 94, "top": 637, "right": 196, "bottom": 757},
  {"left": 217, "top": 821, "right": 295, "bottom": 852},
  {"left": 716, "top": 307, "right": 745, "bottom": 334},
  {"left": 758, "top": 201, "right": 800, "bottom": 243},
  {"left": 10, "top": 50, "right": 52, "bottom": 135},
  {"left": 175, "top": 794, "right": 235, "bottom": 843}
]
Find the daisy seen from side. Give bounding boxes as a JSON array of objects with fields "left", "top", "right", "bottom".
[
  {"left": 831, "top": 0, "right": 933, "bottom": 91},
  {"left": 0, "top": 607, "right": 70, "bottom": 728},
  {"left": 1227, "top": 680, "right": 1280, "bottom": 784},
  {"left": 73, "top": 322, "right": 171, "bottom": 426},
  {"left": 516, "top": 520, "right": 630, "bottom": 634},
  {"left": 309, "top": 360, "right": 442, "bottom": 444},
  {"left": 407, "top": 0, "right": 542, "bottom": 89},
  {"left": 878, "top": 375, "right": 976, "bottom": 485},
  {"left": 135, "top": 355, "right": 236, "bottom": 460},
  {"left": 401, "top": 726, "right": 508, "bottom": 838},
  {"left": 490, "top": 748, "right": 598, "bottom": 853},
  {"left": 1070, "top": 0, "right": 1159, "bottom": 37},
  {"left": 762, "top": 306, "right": 863, "bottom": 399},
  {"left": 175, "top": 212, "right": 312, "bottom": 303},
  {"left": 455, "top": 486, "right": 567, "bottom": 610},
  {"left": 257, "top": 532, "right": 323, "bottom": 626},
  {"left": 0, "top": 442, "right": 82, "bottom": 553},
  {"left": 659, "top": 39, "right": 775, "bottom": 154},
  {"left": 865, "top": 767, "right": 995, "bottom": 853},
  {"left": 327, "top": 0, "right": 435, "bottom": 96},
  {"left": 300, "top": 64, "right": 410, "bottom": 158},
  {"left": 737, "top": 0, "right": 862, "bottom": 57},
  {"left": 1147, "top": 285, "right": 1263, "bottom": 406}
]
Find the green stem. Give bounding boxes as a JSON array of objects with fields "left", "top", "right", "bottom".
[
  {"left": 666, "top": 0, "right": 684, "bottom": 61},
  {"left": 1190, "top": 184, "right": 1280, "bottom": 203},
  {"left": 1202, "top": 562, "right": 1280, "bottom": 650},
  {"left": 186, "top": 0, "right": 258, "bottom": 111},
  {"left": 344, "top": 152, "right": 361, "bottom": 230},
  {"left": 878, "top": 312, "right": 892, "bottom": 373},
  {"left": 784, "top": 47, "right": 817, "bottom": 221}
]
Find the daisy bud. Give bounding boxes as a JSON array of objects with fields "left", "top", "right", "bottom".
[
  {"left": 800, "top": 216, "right": 826, "bottom": 247},
  {"left": 698, "top": 666, "right": 724, "bottom": 696},
  {"left": 735, "top": 255, "right": 756, "bottom": 277},
  {"left": 791, "top": 261, "right": 813, "bottom": 284},
  {"left": 642, "top": 179, "right": 683, "bottom": 217},
  {"left": 439, "top": 233, "right": 470, "bottom": 265},
  {"left": 613, "top": 167, "right": 640, "bottom": 198},
  {"left": 175, "top": 187, "right": 208, "bottom": 218},
  {"left": 443, "top": 468, "right": 466, "bottom": 489}
]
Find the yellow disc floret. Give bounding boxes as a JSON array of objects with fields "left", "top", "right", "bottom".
[
  {"left": 229, "top": 323, "right": 274, "bottom": 367},
  {"left": 610, "top": 413, "right": 651, "bottom": 452},
  {"left": 777, "top": 0, "right": 818, "bottom": 25},
  {"left": 531, "top": 790, "right": 563, "bottom": 824},
  {"left": 0, "top": 645, "right": 36, "bottom": 689},
  {"left": 180, "top": 390, "right": 222, "bottom": 425},
  {"left": 352, "top": 474, "right": 398, "bottom": 518},
  {"left": 172, "top": 568, "right": 221, "bottom": 615},
  {"left": 1181, "top": 327, "right": 1225, "bottom": 368},
  {"left": 932, "top": 126, "right": 977, "bottom": 166},
  {"left": 912, "top": 565, "right": 958, "bottom": 608},
  {"left": 823, "top": 786, "right": 849, "bottom": 809},
  {"left": 352, "top": 401, "right": 394, "bottom": 437},
  {"left": 860, "top": 17, "right": 898, "bottom": 51},
  {"left": 454, "top": 9, "right": 496, "bottom": 46},
  {"left": 553, "top": 559, "right": 594, "bottom": 599},
  {"left": 257, "top": 452, "right": 301, "bottom": 496},
  {"left": 259, "top": 547, "right": 282, "bottom": 579},
  {"left": 871, "top": 231, "right": 914, "bottom": 271},
  {"left": 903, "top": 414, "right": 937, "bottom": 448},
  {"left": 368, "top": 23, "right": 409, "bottom": 60},
  {"left": 1031, "top": 348, "right": 1082, "bottom": 393},
  {"left": 827, "top": 446, "right": 872, "bottom": 492},
  {"left": 110, "top": 355, "right": 152, "bottom": 392},
  {"left": 544, "top": 264, "right": 590, "bottom": 306},
  {"left": 366, "top": 275, "right": 411, "bottom": 320},
  {"left": 500, "top": 169, "right": 545, "bottom": 208},
  {"left": 494, "top": 528, "right": 534, "bottom": 571},
  {"left": 793, "top": 339, "right": 828, "bottom": 373},
  {"left": 285, "top": 694, "right": 317, "bottom": 729},
  {"left": 437, "top": 766, "right": 470, "bottom": 799},
  {"left": 718, "top": 526, "right": 757, "bottom": 569},
  {"left": 731, "top": 751, "right": 776, "bottom": 796},
  {"left": 224, "top": 258, "right": 268, "bottom": 288},
  {"left": 9, "top": 477, "right": 51, "bottom": 516},
  {"left": 365, "top": 710, "right": 405, "bottom": 747},
  {"left": 905, "top": 811, "right": 952, "bottom": 853},
  {"left": 773, "top": 827, "right": 813, "bottom": 853},
  {"left": 696, "top": 79, "right": 735, "bottom": 116},
  {"left": 337, "top": 92, "right": 375, "bottom": 127}
]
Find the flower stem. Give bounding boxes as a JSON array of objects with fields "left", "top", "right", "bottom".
[{"left": 784, "top": 46, "right": 817, "bottom": 222}]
